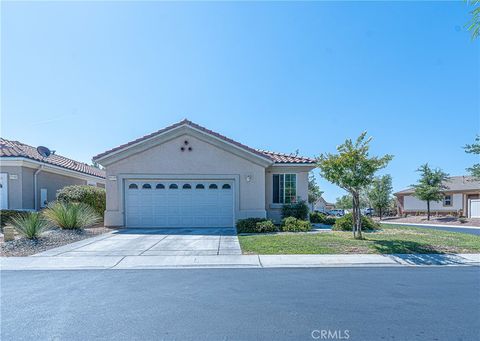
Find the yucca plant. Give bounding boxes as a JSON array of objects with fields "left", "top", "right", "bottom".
[
  {"left": 43, "top": 202, "right": 100, "bottom": 229},
  {"left": 10, "top": 212, "right": 50, "bottom": 239}
]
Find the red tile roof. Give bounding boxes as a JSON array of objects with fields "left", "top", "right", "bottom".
[
  {"left": 93, "top": 119, "right": 315, "bottom": 165},
  {"left": 257, "top": 149, "right": 316, "bottom": 164},
  {"left": 0, "top": 138, "right": 106, "bottom": 178}
]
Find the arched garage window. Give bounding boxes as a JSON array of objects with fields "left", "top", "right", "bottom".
[
  {"left": 142, "top": 184, "right": 152, "bottom": 189},
  {"left": 169, "top": 184, "right": 178, "bottom": 189},
  {"left": 196, "top": 184, "right": 205, "bottom": 189},
  {"left": 222, "top": 184, "right": 231, "bottom": 189},
  {"left": 128, "top": 183, "right": 138, "bottom": 189},
  {"left": 183, "top": 184, "right": 192, "bottom": 189},
  {"left": 156, "top": 184, "right": 165, "bottom": 189},
  {"left": 209, "top": 184, "right": 218, "bottom": 189}
]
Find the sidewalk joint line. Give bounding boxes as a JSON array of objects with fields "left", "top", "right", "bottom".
[
  {"left": 257, "top": 255, "right": 264, "bottom": 268},
  {"left": 109, "top": 256, "right": 126, "bottom": 269},
  {"left": 138, "top": 235, "right": 169, "bottom": 255}
]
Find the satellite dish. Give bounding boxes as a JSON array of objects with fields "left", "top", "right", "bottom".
[{"left": 37, "top": 146, "right": 52, "bottom": 158}]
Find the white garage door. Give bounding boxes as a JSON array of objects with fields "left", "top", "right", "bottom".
[
  {"left": 125, "top": 180, "right": 234, "bottom": 228},
  {"left": 470, "top": 199, "right": 480, "bottom": 218}
]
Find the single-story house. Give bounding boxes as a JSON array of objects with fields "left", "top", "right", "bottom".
[
  {"left": 0, "top": 138, "right": 106, "bottom": 210},
  {"left": 311, "top": 196, "right": 335, "bottom": 213},
  {"left": 394, "top": 176, "right": 480, "bottom": 218},
  {"left": 93, "top": 119, "right": 316, "bottom": 228}
]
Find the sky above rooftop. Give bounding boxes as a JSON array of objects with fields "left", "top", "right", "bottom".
[{"left": 2, "top": 1, "right": 479, "bottom": 202}]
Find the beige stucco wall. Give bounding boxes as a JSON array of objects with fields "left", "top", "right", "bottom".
[
  {"left": 103, "top": 134, "right": 268, "bottom": 227},
  {"left": 0, "top": 164, "right": 99, "bottom": 210},
  {"left": 403, "top": 193, "right": 463, "bottom": 212},
  {"left": 0, "top": 166, "right": 24, "bottom": 209},
  {"left": 22, "top": 167, "right": 35, "bottom": 209},
  {"left": 36, "top": 171, "right": 86, "bottom": 208},
  {"left": 265, "top": 166, "right": 312, "bottom": 222}
]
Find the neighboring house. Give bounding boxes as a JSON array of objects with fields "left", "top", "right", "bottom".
[
  {"left": 0, "top": 138, "right": 106, "bottom": 210},
  {"left": 312, "top": 196, "right": 335, "bottom": 213},
  {"left": 93, "top": 119, "right": 316, "bottom": 228},
  {"left": 394, "top": 176, "right": 480, "bottom": 218}
]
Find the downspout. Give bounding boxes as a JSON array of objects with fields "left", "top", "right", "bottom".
[{"left": 34, "top": 166, "right": 43, "bottom": 210}]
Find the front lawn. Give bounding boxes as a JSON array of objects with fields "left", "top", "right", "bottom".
[{"left": 238, "top": 224, "right": 480, "bottom": 254}]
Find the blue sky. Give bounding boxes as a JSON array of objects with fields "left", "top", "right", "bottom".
[{"left": 1, "top": 1, "right": 479, "bottom": 202}]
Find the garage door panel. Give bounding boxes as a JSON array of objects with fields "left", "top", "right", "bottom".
[{"left": 126, "top": 180, "right": 234, "bottom": 227}]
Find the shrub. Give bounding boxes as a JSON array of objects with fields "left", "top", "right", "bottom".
[
  {"left": 236, "top": 218, "right": 268, "bottom": 233},
  {"left": 43, "top": 202, "right": 100, "bottom": 229},
  {"left": 10, "top": 212, "right": 50, "bottom": 239},
  {"left": 256, "top": 220, "right": 279, "bottom": 233},
  {"left": 57, "top": 185, "right": 106, "bottom": 217},
  {"left": 281, "top": 217, "right": 312, "bottom": 232},
  {"left": 333, "top": 213, "right": 380, "bottom": 231},
  {"left": 236, "top": 218, "right": 279, "bottom": 233},
  {"left": 310, "top": 212, "right": 336, "bottom": 225},
  {"left": 281, "top": 200, "right": 309, "bottom": 220},
  {"left": 459, "top": 216, "right": 467, "bottom": 224},
  {"left": 1, "top": 210, "right": 29, "bottom": 228}
]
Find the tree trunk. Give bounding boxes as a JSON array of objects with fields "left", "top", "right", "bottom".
[
  {"left": 352, "top": 193, "right": 362, "bottom": 239},
  {"left": 379, "top": 207, "right": 382, "bottom": 221},
  {"left": 351, "top": 196, "right": 356, "bottom": 238},
  {"left": 428, "top": 201, "right": 431, "bottom": 220},
  {"left": 357, "top": 202, "right": 363, "bottom": 239}
]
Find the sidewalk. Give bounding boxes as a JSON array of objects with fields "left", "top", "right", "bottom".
[{"left": 2, "top": 253, "right": 479, "bottom": 270}]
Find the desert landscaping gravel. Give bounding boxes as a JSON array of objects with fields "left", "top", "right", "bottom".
[{"left": 1, "top": 227, "right": 113, "bottom": 257}]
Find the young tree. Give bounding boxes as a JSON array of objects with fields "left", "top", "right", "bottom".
[
  {"left": 335, "top": 194, "right": 353, "bottom": 209},
  {"left": 464, "top": 135, "right": 480, "bottom": 179},
  {"left": 412, "top": 164, "right": 449, "bottom": 220},
  {"left": 335, "top": 193, "right": 369, "bottom": 210},
  {"left": 308, "top": 173, "right": 323, "bottom": 205},
  {"left": 317, "top": 132, "right": 393, "bottom": 239},
  {"left": 367, "top": 175, "right": 393, "bottom": 220}
]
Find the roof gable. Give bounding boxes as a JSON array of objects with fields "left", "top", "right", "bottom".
[
  {"left": 93, "top": 119, "right": 315, "bottom": 166},
  {"left": 0, "top": 138, "right": 105, "bottom": 178}
]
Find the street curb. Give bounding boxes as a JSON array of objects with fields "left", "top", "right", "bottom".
[
  {"left": 2, "top": 253, "right": 479, "bottom": 271},
  {"left": 381, "top": 221, "right": 480, "bottom": 229}
]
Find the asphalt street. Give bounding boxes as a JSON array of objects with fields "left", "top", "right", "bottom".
[
  {"left": 1, "top": 267, "right": 479, "bottom": 341},
  {"left": 383, "top": 222, "right": 480, "bottom": 235}
]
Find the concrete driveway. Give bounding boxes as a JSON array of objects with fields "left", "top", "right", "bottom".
[{"left": 34, "top": 228, "right": 241, "bottom": 257}]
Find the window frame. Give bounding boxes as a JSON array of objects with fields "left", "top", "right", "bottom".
[
  {"left": 272, "top": 173, "right": 297, "bottom": 204},
  {"left": 443, "top": 194, "right": 452, "bottom": 207}
]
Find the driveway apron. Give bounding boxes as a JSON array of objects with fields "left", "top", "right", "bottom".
[{"left": 35, "top": 228, "right": 241, "bottom": 257}]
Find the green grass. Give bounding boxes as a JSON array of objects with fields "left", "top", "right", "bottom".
[{"left": 238, "top": 224, "right": 480, "bottom": 255}]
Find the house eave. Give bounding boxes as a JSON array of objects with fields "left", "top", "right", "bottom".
[
  {"left": 0, "top": 157, "right": 106, "bottom": 182},
  {"left": 94, "top": 124, "right": 274, "bottom": 168}
]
